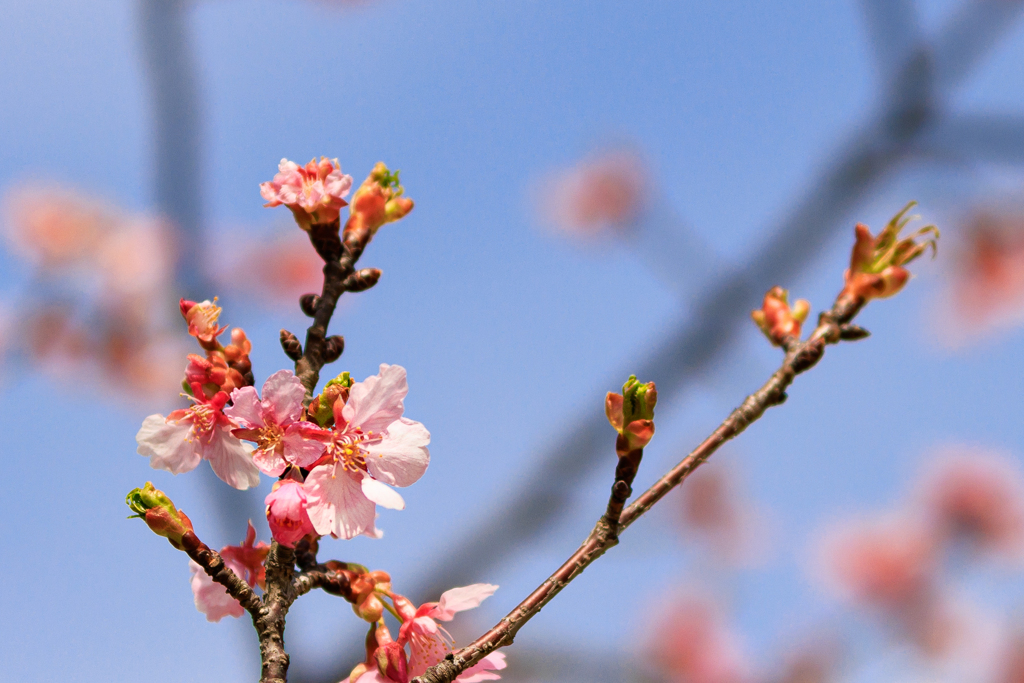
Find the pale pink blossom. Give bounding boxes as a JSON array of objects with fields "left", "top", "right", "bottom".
[
  {"left": 1, "top": 184, "right": 110, "bottom": 267},
  {"left": 189, "top": 522, "right": 269, "bottom": 622},
  {"left": 917, "top": 448, "right": 1024, "bottom": 562},
  {"left": 225, "top": 369, "right": 326, "bottom": 476},
  {"left": 136, "top": 384, "right": 260, "bottom": 490},
  {"left": 397, "top": 584, "right": 498, "bottom": 678},
  {"left": 815, "top": 513, "right": 937, "bottom": 611},
  {"left": 260, "top": 157, "right": 353, "bottom": 230},
  {"left": 646, "top": 594, "right": 752, "bottom": 683},
  {"left": 677, "top": 464, "right": 766, "bottom": 565},
  {"left": 537, "top": 150, "right": 647, "bottom": 237},
  {"left": 303, "top": 364, "right": 430, "bottom": 539},
  {"left": 190, "top": 558, "right": 247, "bottom": 622},
  {"left": 265, "top": 477, "right": 316, "bottom": 548}
]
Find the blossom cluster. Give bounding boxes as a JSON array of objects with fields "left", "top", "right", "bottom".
[
  {"left": 136, "top": 299, "right": 430, "bottom": 540},
  {"left": 126, "top": 156, "right": 511, "bottom": 683}
]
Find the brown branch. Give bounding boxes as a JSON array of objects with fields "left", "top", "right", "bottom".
[
  {"left": 293, "top": 568, "right": 358, "bottom": 601},
  {"left": 180, "top": 531, "right": 263, "bottom": 617},
  {"left": 410, "top": 292, "right": 867, "bottom": 683},
  {"left": 292, "top": 223, "right": 367, "bottom": 396}
]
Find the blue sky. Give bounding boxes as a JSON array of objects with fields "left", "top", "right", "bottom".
[{"left": 2, "top": 1, "right": 1024, "bottom": 681}]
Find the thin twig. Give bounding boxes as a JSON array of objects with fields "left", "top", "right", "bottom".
[{"left": 410, "top": 292, "right": 866, "bottom": 683}]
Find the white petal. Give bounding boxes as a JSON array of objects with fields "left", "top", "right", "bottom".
[
  {"left": 136, "top": 414, "right": 201, "bottom": 475},
  {"left": 261, "top": 369, "right": 306, "bottom": 425},
  {"left": 361, "top": 476, "right": 405, "bottom": 510},
  {"left": 204, "top": 428, "right": 260, "bottom": 490},
  {"left": 304, "top": 467, "right": 377, "bottom": 539},
  {"left": 365, "top": 418, "right": 430, "bottom": 487}
]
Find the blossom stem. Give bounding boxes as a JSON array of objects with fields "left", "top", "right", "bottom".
[
  {"left": 409, "top": 292, "right": 867, "bottom": 683},
  {"left": 293, "top": 224, "right": 367, "bottom": 396}
]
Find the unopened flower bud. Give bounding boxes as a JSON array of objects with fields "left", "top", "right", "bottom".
[
  {"left": 343, "top": 268, "right": 382, "bottom": 293},
  {"left": 841, "top": 202, "right": 939, "bottom": 303},
  {"left": 343, "top": 163, "right": 414, "bottom": 245},
  {"left": 605, "top": 375, "right": 657, "bottom": 455},
  {"left": 374, "top": 642, "right": 409, "bottom": 683},
  {"left": 280, "top": 329, "right": 303, "bottom": 361},
  {"left": 309, "top": 372, "right": 352, "bottom": 426},
  {"left": 265, "top": 479, "right": 316, "bottom": 548},
  {"left": 126, "top": 482, "right": 194, "bottom": 549},
  {"left": 299, "top": 293, "right": 320, "bottom": 317},
  {"left": 323, "top": 335, "right": 345, "bottom": 363},
  {"left": 751, "top": 286, "right": 810, "bottom": 346},
  {"left": 355, "top": 592, "right": 385, "bottom": 622},
  {"left": 391, "top": 593, "right": 417, "bottom": 621}
]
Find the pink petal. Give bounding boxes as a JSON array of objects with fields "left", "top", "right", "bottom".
[
  {"left": 261, "top": 369, "right": 306, "bottom": 425},
  {"left": 224, "top": 386, "right": 264, "bottom": 428},
  {"left": 252, "top": 448, "right": 287, "bottom": 477},
  {"left": 365, "top": 417, "right": 430, "bottom": 487},
  {"left": 343, "top": 364, "right": 408, "bottom": 434},
  {"left": 204, "top": 428, "right": 260, "bottom": 490},
  {"left": 304, "top": 467, "right": 378, "bottom": 539},
  {"left": 361, "top": 476, "right": 406, "bottom": 510},
  {"left": 189, "top": 559, "right": 245, "bottom": 622},
  {"left": 456, "top": 652, "right": 507, "bottom": 683},
  {"left": 136, "top": 414, "right": 202, "bottom": 475},
  {"left": 430, "top": 584, "right": 498, "bottom": 621},
  {"left": 355, "top": 671, "right": 392, "bottom": 683},
  {"left": 282, "top": 423, "right": 328, "bottom": 468}
]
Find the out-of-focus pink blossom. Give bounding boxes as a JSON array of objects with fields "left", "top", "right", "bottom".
[
  {"left": 646, "top": 593, "right": 752, "bottom": 683},
  {"left": 815, "top": 514, "right": 937, "bottom": 611},
  {"left": 1, "top": 184, "right": 110, "bottom": 267},
  {"left": 303, "top": 364, "right": 430, "bottom": 540},
  {"left": 225, "top": 369, "right": 327, "bottom": 476},
  {"left": 265, "top": 477, "right": 316, "bottom": 548},
  {"left": 916, "top": 448, "right": 1024, "bottom": 562},
  {"left": 260, "top": 157, "right": 353, "bottom": 230},
  {"left": 214, "top": 230, "right": 325, "bottom": 308},
  {"left": 677, "top": 464, "right": 765, "bottom": 565},
  {"left": 136, "top": 383, "right": 260, "bottom": 490},
  {"left": 537, "top": 150, "right": 648, "bottom": 237},
  {"left": 189, "top": 522, "right": 269, "bottom": 622},
  {"left": 941, "top": 213, "right": 1024, "bottom": 345},
  {"left": 95, "top": 217, "right": 175, "bottom": 301}
]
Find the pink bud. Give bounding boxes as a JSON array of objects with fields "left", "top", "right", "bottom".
[{"left": 265, "top": 479, "right": 316, "bottom": 548}]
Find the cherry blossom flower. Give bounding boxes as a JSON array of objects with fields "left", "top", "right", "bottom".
[
  {"left": 260, "top": 157, "right": 353, "bottom": 230},
  {"left": 1, "top": 183, "right": 110, "bottom": 268},
  {"left": 303, "top": 364, "right": 430, "bottom": 539},
  {"left": 265, "top": 477, "right": 316, "bottom": 548},
  {"left": 136, "top": 383, "right": 260, "bottom": 490},
  {"left": 677, "top": 464, "right": 766, "bottom": 565},
  {"left": 537, "top": 150, "right": 648, "bottom": 237},
  {"left": 938, "top": 212, "right": 1024, "bottom": 345},
  {"left": 916, "top": 448, "right": 1024, "bottom": 562},
  {"left": 225, "top": 369, "right": 326, "bottom": 476},
  {"left": 189, "top": 522, "right": 268, "bottom": 622},
  {"left": 179, "top": 298, "right": 227, "bottom": 346},
  {"left": 815, "top": 513, "right": 938, "bottom": 611},
  {"left": 396, "top": 584, "right": 502, "bottom": 679},
  {"left": 646, "top": 593, "right": 752, "bottom": 683}
]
